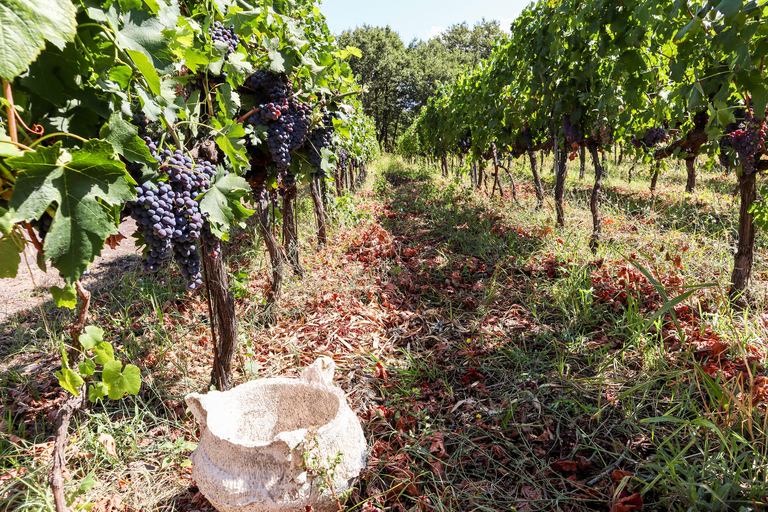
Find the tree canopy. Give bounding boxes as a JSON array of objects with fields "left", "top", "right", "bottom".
[{"left": 337, "top": 19, "right": 506, "bottom": 150}]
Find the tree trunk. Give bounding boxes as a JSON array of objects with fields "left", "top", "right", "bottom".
[
  {"left": 334, "top": 168, "right": 342, "bottom": 196},
  {"left": 257, "top": 194, "right": 283, "bottom": 302},
  {"left": 685, "top": 156, "right": 696, "bottom": 193},
  {"left": 320, "top": 175, "right": 328, "bottom": 210},
  {"left": 282, "top": 184, "right": 304, "bottom": 277},
  {"left": 478, "top": 160, "right": 485, "bottom": 191},
  {"left": 650, "top": 162, "right": 660, "bottom": 192},
  {"left": 579, "top": 145, "right": 586, "bottom": 180},
  {"left": 310, "top": 174, "right": 327, "bottom": 247},
  {"left": 50, "top": 391, "right": 87, "bottom": 512},
  {"left": 618, "top": 146, "right": 624, "bottom": 166},
  {"left": 202, "top": 246, "right": 237, "bottom": 391},
  {"left": 528, "top": 150, "right": 544, "bottom": 208},
  {"left": 490, "top": 145, "right": 501, "bottom": 199},
  {"left": 729, "top": 171, "right": 757, "bottom": 302},
  {"left": 50, "top": 281, "right": 91, "bottom": 512},
  {"left": 554, "top": 144, "right": 569, "bottom": 227},
  {"left": 588, "top": 145, "right": 605, "bottom": 253}
]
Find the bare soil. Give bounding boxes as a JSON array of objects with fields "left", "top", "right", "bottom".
[{"left": 0, "top": 219, "right": 141, "bottom": 322}]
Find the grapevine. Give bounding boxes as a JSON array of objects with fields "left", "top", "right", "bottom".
[
  {"left": 728, "top": 112, "right": 766, "bottom": 174},
  {"left": 127, "top": 141, "right": 222, "bottom": 291}
]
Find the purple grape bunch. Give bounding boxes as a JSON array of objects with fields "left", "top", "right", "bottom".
[
  {"left": 729, "top": 113, "right": 766, "bottom": 174},
  {"left": 592, "top": 119, "right": 612, "bottom": 146},
  {"left": 307, "top": 111, "right": 335, "bottom": 174},
  {"left": 241, "top": 70, "right": 312, "bottom": 172},
  {"left": 563, "top": 114, "right": 581, "bottom": 147},
  {"left": 209, "top": 21, "right": 240, "bottom": 58},
  {"left": 633, "top": 127, "right": 669, "bottom": 149},
  {"left": 127, "top": 140, "right": 223, "bottom": 291}
]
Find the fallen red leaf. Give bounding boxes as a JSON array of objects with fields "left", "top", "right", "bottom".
[
  {"left": 551, "top": 460, "right": 578, "bottom": 472},
  {"left": 611, "top": 492, "right": 643, "bottom": 512},
  {"left": 374, "top": 362, "right": 388, "bottom": 381},
  {"left": 428, "top": 432, "right": 447, "bottom": 459},
  {"left": 611, "top": 469, "right": 634, "bottom": 482}
]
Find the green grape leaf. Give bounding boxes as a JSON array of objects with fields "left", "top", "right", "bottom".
[
  {"left": 0, "top": 206, "right": 13, "bottom": 234},
  {"left": 56, "top": 368, "right": 84, "bottom": 396},
  {"left": 102, "top": 361, "right": 141, "bottom": 399},
  {"left": 346, "top": 46, "right": 362, "bottom": 58},
  {"left": 715, "top": 0, "right": 743, "bottom": 17},
  {"left": 105, "top": 3, "right": 176, "bottom": 74},
  {"left": 320, "top": 147, "right": 336, "bottom": 174},
  {"left": 108, "top": 65, "right": 134, "bottom": 89},
  {"left": 0, "top": 133, "right": 20, "bottom": 157},
  {"left": 224, "top": 53, "right": 253, "bottom": 76},
  {"left": 0, "top": 0, "right": 77, "bottom": 80},
  {"left": 92, "top": 341, "right": 115, "bottom": 365},
  {"left": 88, "top": 382, "right": 108, "bottom": 402},
  {"left": 78, "top": 359, "right": 96, "bottom": 377},
  {"left": 50, "top": 283, "right": 77, "bottom": 309},
  {"left": 216, "top": 83, "right": 241, "bottom": 120},
  {"left": 179, "top": 47, "right": 208, "bottom": 73},
  {"left": 126, "top": 49, "right": 161, "bottom": 96},
  {"left": 7, "top": 141, "right": 136, "bottom": 284},
  {"left": 268, "top": 48, "right": 286, "bottom": 73},
  {"left": 199, "top": 174, "right": 254, "bottom": 239},
  {"left": 213, "top": 121, "right": 248, "bottom": 171},
  {"left": 79, "top": 325, "right": 105, "bottom": 351},
  {"left": 99, "top": 113, "right": 158, "bottom": 166},
  {"left": 0, "top": 229, "right": 23, "bottom": 279}
]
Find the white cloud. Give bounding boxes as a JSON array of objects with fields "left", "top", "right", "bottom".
[
  {"left": 498, "top": 17, "right": 514, "bottom": 32},
  {"left": 426, "top": 25, "right": 445, "bottom": 39}
]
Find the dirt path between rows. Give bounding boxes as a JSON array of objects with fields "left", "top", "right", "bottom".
[{"left": 0, "top": 219, "right": 141, "bottom": 323}]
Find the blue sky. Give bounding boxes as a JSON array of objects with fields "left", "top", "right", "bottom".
[{"left": 318, "top": 0, "right": 530, "bottom": 42}]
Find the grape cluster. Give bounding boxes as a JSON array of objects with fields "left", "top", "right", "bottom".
[
  {"left": 127, "top": 140, "right": 222, "bottom": 291},
  {"left": 592, "top": 119, "right": 612, "bottom": 146},
  {"left": 201, "top": 222, "right": 221, "bottom": 259},
  {"left": 307, "top": 112, "right": 334, "bottom": 173},
  {"left": 458, "top": 135, "right": 471, "bottom": 153},
  {"left": 241, "top": 70, "right": 312, "bottom": 172},
  {"left": 563, "top": 114, "right": 581, "bottom": 147},
  {"left": 632, "top": 127, "right": 669, "bottom": 149},
  {"left": 188, "top": 72, "right": 228, "bottom": 96},
  {"left": 209, "top": 21, "right": 240, "bottom": 58},
  {"left": 131, "top": 113, "right": 148, "bottom": 137},
  {"left": 244, "top": 69, "right": 291, "bottom": 104},
  {"left": 30, "top": 212, "right": 54, "bottom": 241},
  {"left": 522, "top": 126, "right": 533, "bottom": 148},
  {"left": 338, "top": 148, "right": 349, "bottom": 177},
  {"left": 729, "top": 114, "right": 766, "bottom": 174}
]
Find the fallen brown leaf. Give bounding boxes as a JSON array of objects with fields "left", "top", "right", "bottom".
[{"left": 99, "top": 433, "right": 118, "bottom": 458}]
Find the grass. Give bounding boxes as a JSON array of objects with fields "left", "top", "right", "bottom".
[{"left": 1, "top": 153, "right": 768, "bottom": 511}]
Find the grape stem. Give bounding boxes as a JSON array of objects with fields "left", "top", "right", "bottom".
[
  {"left": 23, "top": 222, "right": 45, "bottom": 255},
  {"left": 3, "top": 78, "right": 18, "bottom": 144},
  {"left": 236, "top": 105, "right": 265, "bottom": 124},
  {"left": 30, "top": 132, "right": 88, "bottom": 147}
]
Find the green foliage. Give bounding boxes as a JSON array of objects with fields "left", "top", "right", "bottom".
[
  {"left": 56, "top": 326, "right": 141, "bottom": 402},
  {"left": 7, "top": 141, "right": 135, "bottom": 284},
  {"left": 199, "top": 174, "right": 254, "bottom": 240},
  {"left": 0, "top": 0, "right": 77, "bottom": 80},
  {"left": 339, "top": 20, "right": 505, "bottom": 150}
]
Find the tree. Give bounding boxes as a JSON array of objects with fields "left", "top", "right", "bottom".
[
  {"left": 337, "top": 25, "right": 407, "bottom": 150},
  {"left": 439, "top": 19, "right": 505, "bottom": 68}
]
